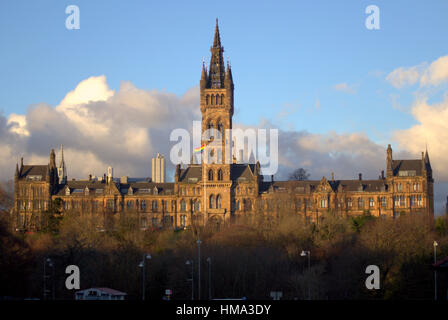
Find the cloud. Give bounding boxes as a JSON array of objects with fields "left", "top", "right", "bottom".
[
  {"left": 386, "top": 55, "right": 448, "bottom": 89},
  {"left": 1, "top": 75, "right": 200, "bottom": 181},
  {"left": 394, "top": 95, "right": 448, "bottom": 181},
  {"left": 333, "top": 83, "right": 357, "bottom": 94},
  {"left": 386, "top": 65, "right": 422, "bottom": 89},
  {"left": 2, "top": 75, "right": 447, "bottom": 214},
  {"left": 420, "top": 55, "right": 448, "bottom": 87}
]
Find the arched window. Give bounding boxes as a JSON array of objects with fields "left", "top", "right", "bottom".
[
  {"left": 180, "top": 199, "right": 186, "bottom": 212},
  {"left": 220, "top": 94, "right": 224, "bottom": 105},
  {"left": 217, "top": 121, "right": 223, "bottom": 133},
  {"left": 152, "top": 200, "right": 158, "bottom": 211},
  {"left": 194, "top": 200, "right": 200, "bottom": 212},
  {"left": 235, "top": 200, "right": 240, "bottom": 211},
  {"left": 217, "top": 169, "right": 223, "bottom": 181},
  {"left": 211, "top": 94, "right": 215, "bottom": 105},
  {"left": 216, "top": 195, "right": 222, "bottom": 209},
  {"left": 206, "top": 95, "right": 209, "bottom": 105},
  {"left": 209, "top": 195, "right": 215, "bottom": 209},
  {"left": 208, "top": 169, "right": 214, "bottom": 181}
]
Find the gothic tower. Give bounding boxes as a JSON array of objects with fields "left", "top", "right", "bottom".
[{"left": 200, "top": 19, "right": 234, "bottom": 222}]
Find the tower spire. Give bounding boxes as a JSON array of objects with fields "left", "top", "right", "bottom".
[
  {"left": 208, "top": 19, "right": 225, "bottom": 88},
  {"left": 213, "top": 18, "right": 221, "bottom": 48},
  {"left": 58, "top": 144, "right": 67, "bottom": 184}
]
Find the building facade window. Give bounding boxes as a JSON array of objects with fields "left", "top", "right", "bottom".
[
  {"left": 180, "top": 199, "right": 186, "bottom": 212},
  {"left": 369, "top": 198, "right": 375, "bottom": 208},
  {"left": 208, "top": 170, "right": 214, "bottom": 181},
  {"left": 216, "top": 194, "right": 222, "bottom": 209},
  {"left": 358, "top": 198, "right": 364, "bottom": 209}
]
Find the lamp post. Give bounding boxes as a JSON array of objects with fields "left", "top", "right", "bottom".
[
  {"left": 206, "top": 257, "right": 212, "bottom": 300},
  {"left": 197, "top": 238, "right": 201, "bottom": 300},
  {"left": 138, "top": 253, "right": 152, "bottom": 300},
  {"left": 434, "top": 241, "right": 438, "bottom": 300},
  {"left": 300, "top": 250, "right": 311, "bottom": 300},
  {"left": 43, "top": 258, "right": 53, "bottom": 300},
  {"left": 186, "top": 260, "right": 194, "bottom": 300}
]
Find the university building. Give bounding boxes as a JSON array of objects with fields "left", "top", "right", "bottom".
[{"left": 12, "top": 21, "right": 434, "bottom": 231}]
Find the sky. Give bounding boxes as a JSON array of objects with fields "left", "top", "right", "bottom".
[{"left": 1, "top": 0, "right": 448, "bottom": 213}]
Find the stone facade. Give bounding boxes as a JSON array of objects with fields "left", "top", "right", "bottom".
[{"left": 12, "top": 21, "right": 434, "bottom": 231}]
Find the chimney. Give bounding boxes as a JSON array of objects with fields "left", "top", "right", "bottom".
[
  {"left": 381, "top": 170, "right": 384, "bottom": 179},
  {"left": 359, "top": 173, "right": 362, "bottom": 181},
  {"left": 271, "top": 174, "right": 274, "bottom": 182},
  {"left": 89, "top": 174, "right": 92, "bottom": 181}
]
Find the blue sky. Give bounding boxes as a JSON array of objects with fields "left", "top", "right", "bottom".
[{"left": 1, "top": 0, "right": 448, "bottom": 145}]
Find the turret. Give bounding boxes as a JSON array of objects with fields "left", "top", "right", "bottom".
[
  {"left": 386, "top": 144, "right": 393, "bottom": 178},
  {"left": 200, "top": 61, "right": 208, "bottom": 89}
]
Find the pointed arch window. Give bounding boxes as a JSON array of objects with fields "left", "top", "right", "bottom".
[
  {"left": 217, "top": 121, "right": 223, "bottom": 133},
  {"left": 206, "top": 95, "right": 209, "bottom": 105},
  {"left": 209, "top": 195, "right": 215, "bottom": 209},
  {"left": 216, "top": 194, "right": 222, "bottom": 209},
  {"left": 217, "top": 169, "right": 223, "bottom": 181},
  {"left": 220, "top": 94, "right": 224, "bottom": 105},
  {"left": 211, "top": 94, "right": 215, "bottom": 105},
  {"left": 208, "top": 169, "right": 214, "bottom": 181}
]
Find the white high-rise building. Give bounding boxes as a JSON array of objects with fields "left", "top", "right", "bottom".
[{"left": 152, "top": 153, "right": 165, "bottom": 183}]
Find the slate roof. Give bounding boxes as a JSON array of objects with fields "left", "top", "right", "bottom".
[
  {"left": 178, "top": 165, "right": 202, "bottom": 183},
  {"left": 19, "top": 165, "right": 48, "bottom": 180},
  {"left": 230, "top": 164, "right": 256, "bottom": 181},
  {"left": 260, "top": 179, "right": 387, "bottom": 193},
  {"left": 392, "top": 160, "right": 424, "bottom": 176}
]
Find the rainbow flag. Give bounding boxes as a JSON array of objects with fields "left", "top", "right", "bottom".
[{"left": 194, "top": 144, "right": 206, "bottom": 153}]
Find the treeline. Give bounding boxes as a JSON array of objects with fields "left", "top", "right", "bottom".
[{"left": 1, "top": 189, "right": 448, "bottom": 300}]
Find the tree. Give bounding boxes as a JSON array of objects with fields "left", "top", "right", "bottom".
[{"left": 289, "top": 168, "right": 310, "bottom": 181}]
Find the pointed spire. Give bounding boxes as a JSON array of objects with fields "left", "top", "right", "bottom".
[
  {"left": 209, "top": 19, "right": 225, "bottom": 88},
  {"left": 213, "top": 18, "right": 221, "bottom": 48},
  {"left": 15, "top": 162, "right": 19, "bottom": 178},
  {"left": 425, "top": 147, "right": 430, "bottom": 165},
  {"left": 59, "top": 144, "right": 65, "bottom": 167}
]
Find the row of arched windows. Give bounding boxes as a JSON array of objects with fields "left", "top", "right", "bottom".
[
  {"left": 205, "top": 94, "right": 225, "bottom": 105},
  {"left": 208, "top": 169, "right": 224, "bottom": 181},
  {"left": 209, "top": 194, "right": 222, "bottom": 209}
]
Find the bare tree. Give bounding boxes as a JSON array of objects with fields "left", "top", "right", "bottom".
[{"left": 289, "top": 168, "right": 310, "bottom": 181}]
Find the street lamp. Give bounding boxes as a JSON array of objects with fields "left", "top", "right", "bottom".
[
  {"left": 300, "top": 250, "right": 311, "bottom": 300},
  {"left": 197, "top": 238, "right": 201, "bottom": 300},
  {"left": 186, "top": 260, "right": 194, "bottom": 300},
  {"left": 43, "top": 258, "right": 54, "bottom": 300},
  {"left": 206, "top": 257, "right": 212, "bottom": 300},
  {"left": 138, "top": 253, "right": 152, "bottom": 300},
  {"left": 434, "top": 241, "right": 438, "bottom": 300}
]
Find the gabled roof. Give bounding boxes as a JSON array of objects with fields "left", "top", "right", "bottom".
[
  {"left": 231, "top": 164, "right": 256, "bottom": 181},
  {"left": 19, "top": 165, "right": 49, "bottom": 180},
  {"left": 260, "top": 179, "right": 387, "bottom": 194},
  {"left": 392, "top": 159, "right": 423, "bottom": 176},
  {"left": 179, "top": 165, "right": 202, "bottom": 183}
]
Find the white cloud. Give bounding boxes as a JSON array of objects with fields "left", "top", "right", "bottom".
[
  {"left": 386, "top": 55, "right": 448, "bottom": 89},
  {"left": 333, "top": 83, "right": 356, "bottom": 94},
  {"left": 386, "top": 65, "right": 423, "bottom": 89},
  {"left": 1, "top": 75, "right": 200, "bottom": 182},
  {"left": 420, "top": 55, "right": 448, "bottom": 87}
]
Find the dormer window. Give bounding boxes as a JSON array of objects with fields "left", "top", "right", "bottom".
[
  {"left": 129, "top": 187, "right": 133, "bottom": 195},
  {"left": 154, "top": 187, "right": 158, "bottom": 195},
  {"left": 65, "top": 187, "right": 70, "bottom": 196},
  {"left": 84, "top": 187, "right": 89, "bottom": 196}
]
